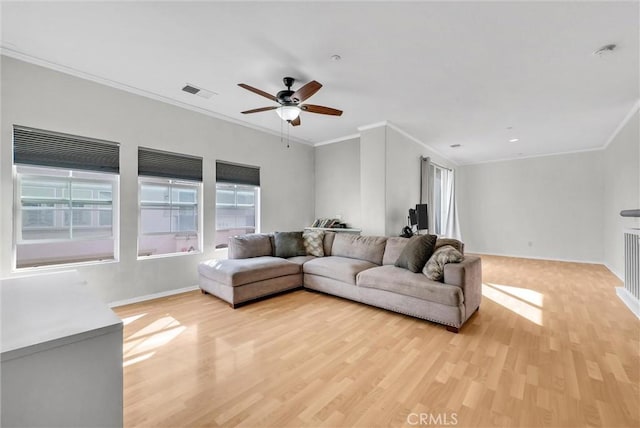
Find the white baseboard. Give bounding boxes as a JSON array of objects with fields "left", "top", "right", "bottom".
[
  {"left": 467, "top": 250, "right": 603, "bottom": 266},
  {"left": 109, "top": 285, "right": 199, "bottom": 308},
  {"left": 604, "top": 263, "right": 624, "bottom": 281},
  {"left": 616, "top": 287, "right": 640, "bottom": 319}
]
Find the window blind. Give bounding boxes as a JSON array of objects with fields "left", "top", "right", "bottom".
[
  {"left": 138, "top": 147, "right": 203, "bottom": 182},
  {"left": 13, "top": 125, "right": 120, "bottom": 173},
  {"left": 216, "top": 161, "right": 260, "bottom": 186}
]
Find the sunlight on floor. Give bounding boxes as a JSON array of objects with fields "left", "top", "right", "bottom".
[
  {"left": 123, "top": 315, "right": 186, "bottom": 367},
  {"left": 121, "top": 313, "right": 146, "bottom": 326},
  {"left": 482, "top": 283, "right": 544, "bottom": 326}
]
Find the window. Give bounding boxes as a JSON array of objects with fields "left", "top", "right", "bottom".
[
  {"left": 138, "top": 148, "right": 202, "bottom": 257},
  {"left": 13, "top": 126, "right": 120, "bottom": 269},
  {"left": 215, "top": 161, "right": 260, "bottom": 249}
]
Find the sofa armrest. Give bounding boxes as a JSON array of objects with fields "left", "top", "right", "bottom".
[{"left": 444, "top": 255, "right": 482, "bottom": 319}]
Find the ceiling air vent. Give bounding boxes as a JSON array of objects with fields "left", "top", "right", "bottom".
[
  {"left": 182, "top": 84, "right": 200, "bottom": 94},
  {"left": 181, "top": 83, "right": 216, "bottom": 99}
]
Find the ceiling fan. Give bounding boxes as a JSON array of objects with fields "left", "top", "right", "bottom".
[{"left": 238, "top": 77, "right": 343, "bottom": 126}]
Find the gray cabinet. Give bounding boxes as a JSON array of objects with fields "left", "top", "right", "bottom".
[{"left": 1, "top": 270, "right": 123, "bottom": 427}]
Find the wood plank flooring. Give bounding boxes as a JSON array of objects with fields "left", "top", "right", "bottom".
[{"left": 114, "top": 255, "right": 640, "bottom": 427}]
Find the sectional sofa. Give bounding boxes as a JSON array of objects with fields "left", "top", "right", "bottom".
[{"left": 198, "top": 232, "right": 482, "bottom": 333}]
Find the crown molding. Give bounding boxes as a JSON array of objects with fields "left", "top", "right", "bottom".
[
  {"left": 602, "top": 99, "right": 640, "bottom": 150},
  {"left": 458, "top": 145, "right": 605, "bottom": 167},
  {"left": 0, "top": 48, "right": 312, "bottom": 146},
  {"left": 357, "top": 121, "right": 388, "bottom": 132},
  {"left": 314, "top": 133, "right": 361, "bottom": 147},
  {"left": 384, "top": 121, "right": 457, "bottom": 167}
]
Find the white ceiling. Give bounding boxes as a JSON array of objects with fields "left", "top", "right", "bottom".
[{"left": 2, "top": 1, "right": 638, "bottom": 165}]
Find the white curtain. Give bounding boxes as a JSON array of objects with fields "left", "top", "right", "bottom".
[{"left": 442, "top": 168, "right": 462, "bottom": 240}]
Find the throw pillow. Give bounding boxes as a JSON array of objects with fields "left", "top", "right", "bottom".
[
  {"left": 435, "top": 238, "right": 464, "bottom": 254},
  {"left": 394, "top": 234, "right": 437, "bottom": 273},
  {"left": 274, "top": 231, "right": 306, "bottom": 258},
  {"left": 423, "top": 245, "right": 463, "bottom": 281},
  {"left": 228, "top": 234, "right": 273, "bottom": 259},
  {"left": 303, "top": 229, "right": 325, "bottom": 257}
]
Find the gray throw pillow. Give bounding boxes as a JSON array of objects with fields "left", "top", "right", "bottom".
[
  {"left": 274, "top": 231, "right": 306, "bottom": 258},
  {"left": 228, "top": 234, "right": 272, "bottom": 259},
  {"left": 423, "top": 245, "right": 463, "bottom": 281},
  {"left": 394, "top": 234, "right": 437, "bottom": 273}
]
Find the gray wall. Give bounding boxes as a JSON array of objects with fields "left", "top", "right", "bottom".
[
  {"left": 314, "top": 138, "right": 360, "bottom": 228},
  {"left": 0, "top": 56, "right": 315, "bottom": 303},
  {"left": 603, "top": 108, "right": 640, "bottom": 278},
  {"left": 458, "top": 151, "right": 604, "bottom": 262}
]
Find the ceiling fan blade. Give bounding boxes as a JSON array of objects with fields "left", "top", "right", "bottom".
[
  {"left": 290, "top": 80, "right": 322, "bottom": 103},
  {"left": 300, "top": 104, "right": 343, "bottom": 116},
  {"left": 238, "top": 83, "right": 277, "bottom": 102},
  {"left": 241, "top": 106, "right": 278, "bottom": 114},
  {"left": 290, "top": 116, "right": 301, "bottom": 126}
]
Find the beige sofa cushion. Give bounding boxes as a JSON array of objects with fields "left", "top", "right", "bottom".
[
  {"left": 357, "top": 265, "right": 464, "bottom": 307},
  {"left": 323, "top": 231, "right": 336, "bottom": 256},
  {"left": 303, "top": 256, "right": 378, "bottom": 285},
  {"left": 228, "top": 234, "right": 273, "bottom": 259},
  {"left": 198, "top": 257, "right": 300, "bottom": 287},
  {"left": 383, "top": 237, "right": 409, "bottom": 265},
  {"left": 331, "top": 234, "right": 387, "bottom": 265}
]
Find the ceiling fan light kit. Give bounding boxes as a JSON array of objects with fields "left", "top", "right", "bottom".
[
  {"left": 238, "top": 76, "right": 342, "bottom": 126},
  {"left": 276, "top": 105, "right": 301, "bottom": 121}
]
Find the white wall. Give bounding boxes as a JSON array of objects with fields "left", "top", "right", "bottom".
[
  {"left": 603, "top": 107, "right": 640, "bottom": 278},
  {"left": 384, "top": 126, "right": 454, "bottom": 237},
  {"left": 458, "top": 151, "right": 604, "bottom": 262},
  {"left": 315, "top": 124, "right": 454, "bottom": 237},
  {"left": 314, "top": 138, "right": 361, "bottom": 228},
  {"left": 359, "top": 126, "right": 387, "bottom": 236},
  {"left": 0, "top": 56, "right": 315, "bottom": 303}
]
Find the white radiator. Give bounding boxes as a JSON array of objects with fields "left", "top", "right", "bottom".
[
  {"left": 624, "top": 230, "right": 640, "bottom": 300},
  {"left": 618, "top": 228, "right": 640, "bottom": 318}
]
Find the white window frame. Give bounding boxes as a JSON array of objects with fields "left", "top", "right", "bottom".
[
  {"left": 13, "top": 165, "right": 120, "bottom": 270},
  {"left": 214, "top": 183, "right": 260, "bottom": 249},
  {"left": 137, "top": 176, "right": 203, "bottom": 259}
]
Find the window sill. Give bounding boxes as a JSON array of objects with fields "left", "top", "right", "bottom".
[
  {"left": 137, "top": 250, "right": 201, "bottom": 261},
  {"left": 13, "top": 257, "right": 119, "bottom": 273}
]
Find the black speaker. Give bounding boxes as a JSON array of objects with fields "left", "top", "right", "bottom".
[
  {"left": 416, "top": 204, "right": 428, "bottom": 230},
  {"left": 408, "top": 209, "right": 417, "bottom": 226}
]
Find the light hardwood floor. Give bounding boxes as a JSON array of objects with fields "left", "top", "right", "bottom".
[{"left": 115, "top": 255, "right": 640, "bottom": 427}]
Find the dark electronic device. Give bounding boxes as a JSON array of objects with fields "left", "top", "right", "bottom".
[
  {"left": 408, "top": 208, "right": 417, "bottom": 226},
  {"left": 401, "top": 226, "right": 414, "bottom": 238},
  {"left": 416, "top": 204, "right": 428, "bottom": 230}
]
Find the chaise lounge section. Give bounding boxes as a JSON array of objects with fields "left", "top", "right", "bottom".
[{"left": 198, "top": 232, "right": 482, "bottom": 332}]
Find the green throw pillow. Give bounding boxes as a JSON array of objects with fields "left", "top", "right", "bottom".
[
  {"left": 423, "top": 245, "right": 463, "bottom": 281},
  {"left": 274, "top": 231, "right": 306, "bottom": 258},
  {"left": 394, "top": 234, "right": 437, "bottom": 273}
]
